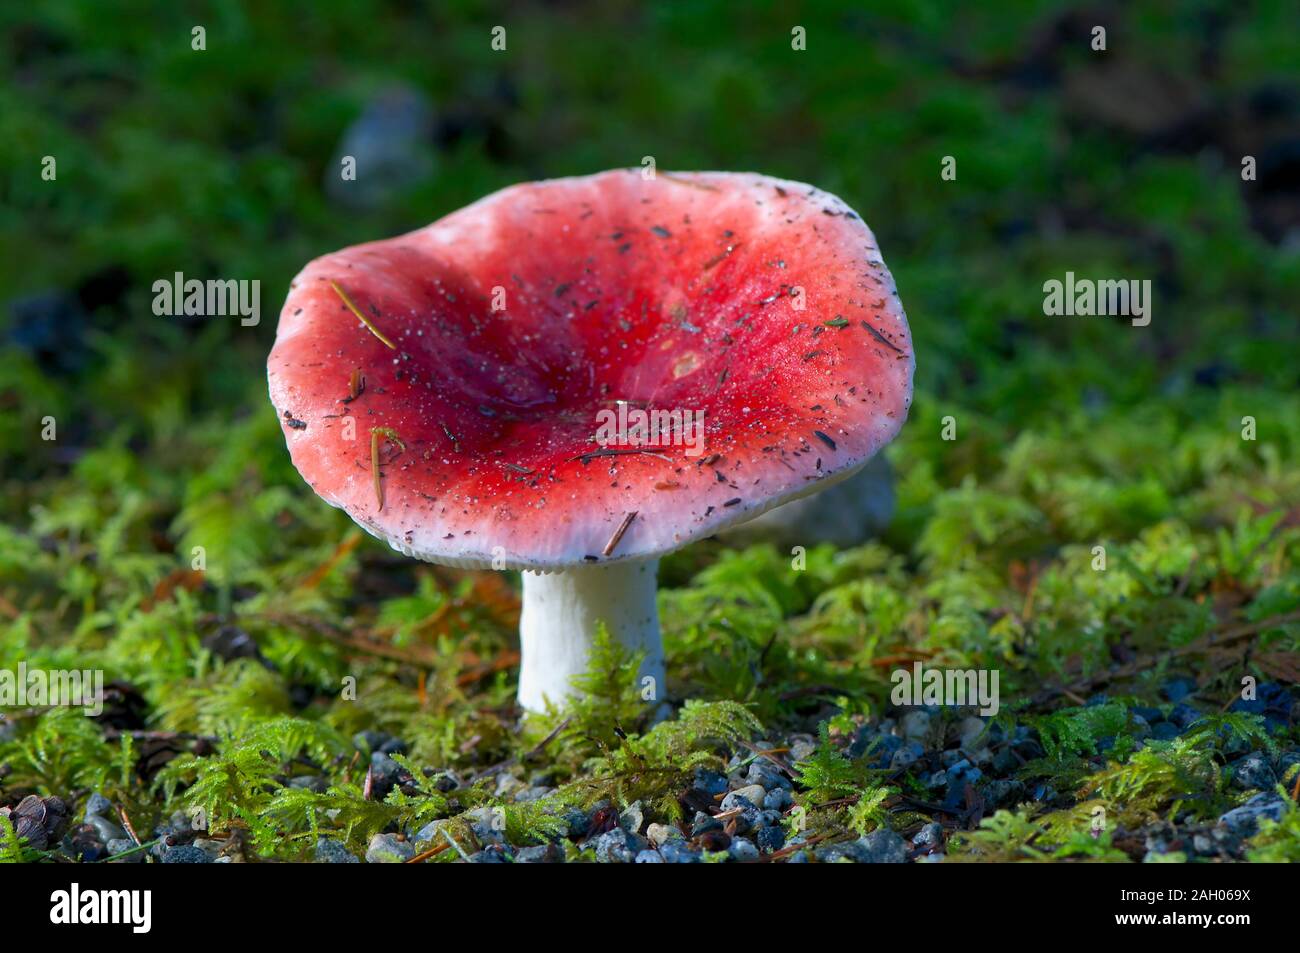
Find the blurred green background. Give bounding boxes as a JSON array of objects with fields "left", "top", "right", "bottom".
[{"left": 4, "top": 0, "right": 1297, "bottom": 454}]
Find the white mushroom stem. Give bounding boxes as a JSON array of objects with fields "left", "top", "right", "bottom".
[{"left": 517, "top": 558, "right": 663, "bottom": 712}]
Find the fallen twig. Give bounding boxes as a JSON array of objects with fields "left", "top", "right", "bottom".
[
  {"left": 117, "top": 805, "right": 142, "bottom": 846},
  {"left": 405, "top": 840, "right": 452, "bottom": 864}
]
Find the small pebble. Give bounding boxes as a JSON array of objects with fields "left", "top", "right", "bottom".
[
  {"left": 414, "top": 819, "right": 451, "bottom": 844},
  {"left": 899, "top": 710, "right": 931, "bottom": 741},
  {"left": 106, "top": 838, "right": 144, "bottom": 863},
  {"left": 365, "top": 833, "right": 414, "bottom": 863},
  {"left": 514, "top": 785, "right": 554, "bottom": 802},
  {"left": 692, "top": 769, "right": 728, "bottom": 796},
  {"left": 859, "top": 829, "right": 909, "bottom": 863},
  {"left": 646, "top": 822, "right": 683, "bottom": 847},
  {"left": 722, "top": 785, "right": 766, "bottom": 811},
  {"left": 746, "top": 761, "right": 792, "bottom": 791},
  {"left": 1149, "top": 720, "right": 1181, "bottom": 741},
  {"left": 957, "top": 716, "right": 988, "bottom": 750},
  {"left": 314, "top": 838, "right": 360, "bottom": 863},
  {"left": 912, "top": 823, "right": 944, "bottom": 848},
  {"left": 756, "top": 826, "right": 785, "bottom": 853},
  {"left": 493, "top": 773, "right": 525, "bottom": 799},
  {"left": 729, "top": 837, "right": 761, "bottom": 862},
  {"left": 691, "top": 812, "right": 723, "bottom": 837},
  {"left": 515, "top": 843, "right": 563, "bottom": 863},
  {"left": 891, "top": 740, "right": 924, "bottom": 770},
  {"left": 593, "top": 828, "right": 644, "bottom": 863},
  {"left": 1229, "top": 752, "right": 1276, "bottom": 791},
  {"left": 86, "top": 814, "right": 127, "bottom": 843},
  {"left": 1219, "top": 792, "right": 1287, "bottom": 837},
  {"left": 659, "top": 841, "right": 703, "bottom": 863},
  {"left": 619, "top": 800, "right": 645, "bottom": 835},
  {"left": 161, "top": 845, "right": 212, "bottom": 864},
  {"left": 787, "top": 737, "right": 816, "bottom": 763},
  {"left": 83, "top": 793, "right": 113, "bottom": 820},
  {"left": 763, "top": 788, "right": 793, "bottom": 811}
]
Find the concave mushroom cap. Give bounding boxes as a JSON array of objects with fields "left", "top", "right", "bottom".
[{"left": 268, "top": 170, "right": 913, "bottom": 570}]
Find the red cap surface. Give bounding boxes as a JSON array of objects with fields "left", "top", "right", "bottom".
[{"left": 268, "top": 170, "right": 913, "bottom": 569}]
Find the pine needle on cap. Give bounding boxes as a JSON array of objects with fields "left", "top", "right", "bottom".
[
  {"left": 330, "top": 280, "right": 396, "bottom": 350},
  {"left": 370, "top": 427, "right": 406, "bottom": 510},
  {"left": 603, "top": 511, "right": 637, "bottom": 556}
]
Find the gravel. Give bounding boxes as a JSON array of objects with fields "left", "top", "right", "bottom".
[
  {"left": 37, "top": 693, "right": 1288, "bottom": 866},
  {"left": 912, "top": 822, "right": 944, "bottom": 849},
  {"left": 899, "top": 710, "right": 932, "bottom": 741},
  {"left": 1229, "top": 752, "right": 1276, "bottom": 790},
  {"left": 817, "top": 829, "right": 908, "bottom": 864},
  {"left": 593, "top": 828, "right": 645, "bottom": 863},
  {"left": 729, "top": 837, "right": 761, "bottom": 862},
  {"left": 1219, "top": 792, "right": 1288, "bottom": 837},
  {"left": 659, "top": 841, "right": 703, "bottom": 863},
  {"left": 864, "top": 733, "right": 903, "bottom": 767},
  {"left": 763, "top": 788, "right": 794, "bottom": 811},
  {"left": 860, "top": 829, "right": 910, "bottom": 863},
  {"left": 413, "top": 818, "right": 452, "bottom": 845},
  {"left": 646, "top": 822, "right": 683, "bottom": 847},
  {"left": 466, "top": 806, "right": 506, "bottom": 845},
  {"left": 756, "top": 826, "right": 785, "bottom": 853},
  {"left": 365, "top": 833, "right": 415, "bottom": 863},
  {"left": 84, "top": 792, "right": 113, "bottom": 820},
  {"left": 692, "top": 812, "right": 723, "bottom": 837},
  {"left": 368, "top": 753, "right": 405, "bottom": 798},
  {"left": 957, "top": 716, "right": 989, "bottom": 750},
  {"left": 746, "top": 761, "right": 792, "bottom": 792},
  {"left": 723, "top": 797, "right": 762, "bottom": 835},
  {"left": 161, "top": 845, "right": 212, "bottom": 864},
  {"left": 106, "top": 838, "right": 144, "bottom": 862},
  {"left": 722, "top": 784, "right": 767, "bottom": 811},
  {"left": 619, "top": 800, "right": 645, "bottom": 835},
  {"left": 890, "top": 740, "right": 925, "bottom": 770},
  {"left": 514, "top": 785, "right": 554, "bottom": 802},
  {"left": 315, "top": 838, "right": 361, "bottom": 863},
  {"left": 561, "top": 808, "right": 591, "bottom": 839},
  {"left": 85, "top": 814, "right": 128, "bottom": 843},
  {"left": 692, "top": 768, "right": 728, "bottom": 796},
  {"left": 515, "top": 843, "right": 564, "bottom": 863},
  {"left": 1168, "top": 703, "right": 1200, "bottom": 729},
  {"left": 1149, "top": 721, "right": 1181, "bottom": 741}
]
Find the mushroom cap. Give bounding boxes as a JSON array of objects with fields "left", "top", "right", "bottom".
[{"left": 268, "top": 170, "right": 913, "bottom": 570}]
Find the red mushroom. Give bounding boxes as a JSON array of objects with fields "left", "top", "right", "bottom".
[{"left": 268, "top": 170, "right": 913, "bottom": 711}]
